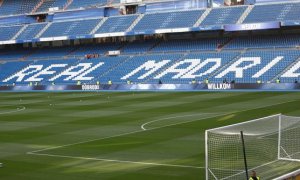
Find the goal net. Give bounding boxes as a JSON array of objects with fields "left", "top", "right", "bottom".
[{"left": 205, "top": 114, "right": 300, "bottom": 180}]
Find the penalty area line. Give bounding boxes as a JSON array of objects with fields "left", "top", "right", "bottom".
[
  {"left": 141, "top": 113, "right": 219, "bottom": 130},
  {"left": 28, "top": 112, "right": 226, "bottom": 154},
  {"left": 28, "top": 99, "right": 298, "bottom": 155},
  {"left": 27, "top": 152, "right": 204, "bottom": 169}
]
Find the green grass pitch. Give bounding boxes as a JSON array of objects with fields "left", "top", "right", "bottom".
[{"left": 0, "top": 92, "right": 300, "bottom": 180}]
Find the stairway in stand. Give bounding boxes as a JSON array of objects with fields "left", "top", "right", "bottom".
[
  {"left": 63, "top": 0, "right": 73, "bottom": 10},
  {"left": 31, "top": 0, "right": 45, "bottom": 14}
]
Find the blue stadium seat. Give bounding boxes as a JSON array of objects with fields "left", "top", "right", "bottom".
[
  {"left": 280, "top": 58, "right": 300, "bottom": 83},
  {"left": 122, "top": 40, "right": 157, "bottom": 54},
  {"left": 33, "top": 59, "right": 79, "bottom": 85},
  {"left": 18, "top": 0, "right": 41, "bottom": 14},
  {"left": 1, "top": 48, "right": 300, "bottom": 84},
  {"left": 36, "top": 0, "right": 67, "bottom": 12},
  {"left": 102, "top": 54, "right": 183, "bottom": 84},
  {"left": 3, "top": 57, "right": 128, "bottom": 85},
  {"left": 40, "top": 19, "right": 101, "bottom": 38},
  {"left": 225, "top": 34, "right": 300, "bottom": 49},
  {"left": 133, "top": 10, "right": 205, "bottom": 32},
  {"left": 95, "top": 15, "right": 138, "bottom": 33},
  {"left": 214, "top": 50, "right": 300, "bottom": 83},
  {"left": 0, "top": 0, "right": 39, "bottom": 16},
  {"left": 71, "top": 43, "right": 123, "bottom": 56},
  {"left": 152, "top": 38, "right": 229, "bottom": 52},
  {"left": 0, "top": 61, "right": 32, "bottom": 85},
  {"left": 201, "top": 6, "right": 246, "bottom": 26},
  {"left": 16, "top": 23, "right": 48, "bottom": 40},
  {"left": 0, "top": 48, "right": 32, "bottom": 61},
  {"left": 28, "top": 46, "right": 75, "bottom": 59},
  {"left": 244, "top": 3, "right": 300, "bottom": 23},
  {"left": 0, "top": 25, "right": 23, "bottom": 41},
  {"left": 67, "top": 0, "right": 116, "bottom": 10},
  {"left": 86, "top": 56, "right": 129, "bottom": 84},
  {"left": 157, "top": 52, "right": 240, "bottom": 84}
]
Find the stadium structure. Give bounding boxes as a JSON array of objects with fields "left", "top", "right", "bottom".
[
  {"left": 0, "top": 0, "right": 299, "bottom": 91},
  {"left": 0, "top": 0, "right": 300, "bottom": 179}
]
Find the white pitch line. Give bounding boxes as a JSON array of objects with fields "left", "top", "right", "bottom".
[
  {"left": 29, "top": 129, "right": 145, "bottom": 153},
  {"left": 141, "top": 113, "right": 218, "bottom": 130},
  {"left": 28, "top": 113, "right": 225, "bottom": 154},
  {"left": 27, "top": 99, "right": 299, "bottom": 163},
  {"left": 219, "top": 159, "right": 280, "bottom": 180},
  {"left": 27, "top": 152, "right": 204, "bottom": 169},
  {"left": 0, "top": 106, "right": 26, "bottom": 115},
  {"left": 29, "top": 98, "right": 298, "bottom": 154}
]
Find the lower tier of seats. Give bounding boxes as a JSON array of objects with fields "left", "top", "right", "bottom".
[{"left": 0, "top": 49, "right": 299, "bottom": 85}]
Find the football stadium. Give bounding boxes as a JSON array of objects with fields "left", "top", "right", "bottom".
[{"left": 0, "top": 0, "right": 300, "bottom": 179}]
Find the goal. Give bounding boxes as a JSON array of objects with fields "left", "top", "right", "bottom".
[{"left": 205, "top": 114, "right": 300, "bottom": 180}]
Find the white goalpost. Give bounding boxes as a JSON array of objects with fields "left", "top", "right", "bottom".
[{"left": 205, "top": 114, "right": 300, "bottom": 180}]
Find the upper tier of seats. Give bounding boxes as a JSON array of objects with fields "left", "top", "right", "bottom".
[
  {"left": 36, "top": 0, "right": 67, "bottom": 13},
  {"left": 0, "top": 0, "right": 299, "bottom": 27},
  {"left": 244, "top": 3, "right": 300, "bottom": 23},
  {"left": 0, "top": 2, "right": 299, "bottom": 43},
  {"left": 16, "top": 23, "right": 47, "bottom": 40},
  {"left": 0, "top": 0, "right": 121, "bottom": 17},
  {"left": 95, "top": 15, "right": 138, "bottom": 34},
  {"left": 133, "top": 10, "right": 205, "bottom": 32},
  {"left": 200, "top": 6, "right": 247, "bottom": 26},
  {"left": 0, "top": 25, "right": 23, "bottom": 41},
  {"left": 40, "top": 19, "right": 101, "bottom": 38},
  {"left": 67, "top": 0, "right": 109, "bottom": 10},
  {"left": 0, "top": 0, "right": 39, "bottom": 16}
]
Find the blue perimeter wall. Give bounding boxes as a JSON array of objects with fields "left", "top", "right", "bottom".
[{"left": 0, "top": 83, "right": 300, "bottom": 92}]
